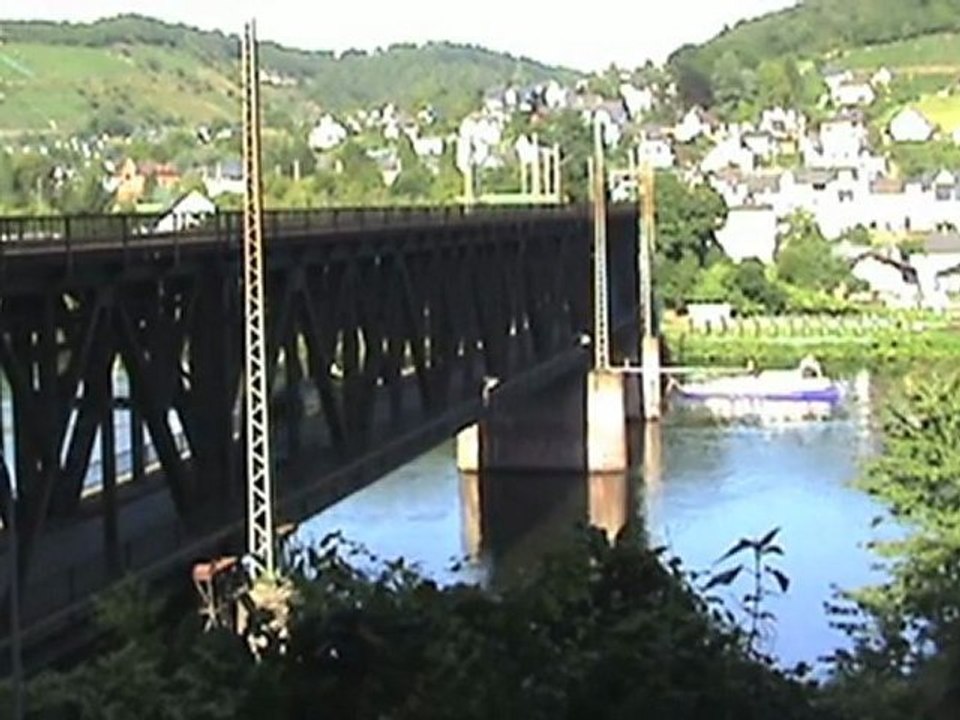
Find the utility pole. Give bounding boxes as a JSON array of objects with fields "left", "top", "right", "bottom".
[
  {"left": 591, "top": 115, "right": 610, "bottom": 371},
  {"left": 241, "top": 20, "right": 275, "bottom": 577},
  {"left": 637, "top": 151, "right": 661, "bottom": 420}
]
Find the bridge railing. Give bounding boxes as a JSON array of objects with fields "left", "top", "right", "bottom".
[{"left": 0, "top": 204, "right": 594, "bottom": 245}]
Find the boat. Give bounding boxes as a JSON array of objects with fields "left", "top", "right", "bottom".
[{"left": 675, "top": 356, "right": 844, "bottom": 422}]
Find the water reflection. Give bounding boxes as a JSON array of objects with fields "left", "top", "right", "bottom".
[
  {"left": 298, "top": 377, "right": 892, "bottom": 668},
  {"left": 299, "top": 448, "right": 635, "bottom": 588}
]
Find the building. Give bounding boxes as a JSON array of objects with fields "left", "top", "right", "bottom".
[
  {"left": 412, "top": 136, "right": 445, "bottom": 158},
  {"left": 888, "top": 107, "right": 935, "bottom": 143},
  {"left": 701, "top": 137, "right": 756, "bottom": 174},
  {"left": 308, "top": 114, "right": 348, "bottom": 151},
  {"left": 619, "top": 83, "right": 655, "bottom": 120},
  {"left": 674, "top": 107, "right": 717, "bottom": 143},
  {"left": 715, "top": 205, "right": 778, "bottom": 264},
  {"left": 832, "top": 81, "right": 876, "bottom": 107},
  {"left": 154, "top": 190, "right": 217, "bottom": 233},
  {"left": 114, "top": 159, "right": 151, "bottom": 205},
  {"left": 203, "top": 158, "right": 244, "bottom": 198},
  {"left": 636, "top": 133, "right": 675, "bottom": 169}
]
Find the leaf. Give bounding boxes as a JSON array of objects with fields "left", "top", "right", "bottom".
[
  {"left": 766, "top": 566, "right": 791, "bottom": 593},
  {"left": 703, "top": 565, "right": 743, "bottom": 590},
  {"left": 756, "top": 527, "right": 781, "bottom": 549},
  {"left": 716, "top": 539, "right": 753, "bottom": 564}
]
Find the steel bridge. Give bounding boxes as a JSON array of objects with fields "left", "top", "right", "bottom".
[{"left": 0, "top": 204, "right": 640, "bottom": 668}]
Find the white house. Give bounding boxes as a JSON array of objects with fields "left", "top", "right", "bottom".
[
  {"left": 636, "top": 135, "right": 675, "bottom": 169},
  {"left": 715, "top": 205, "right": 778, "bottom": 264},
  {"left": 871, "top": 67, "right": 893, "bottom": 88},
  {"left": 619, "top": 83, "right": 655, "bottom": 120},
  {"left": 593, "top": 102, "right": 629, "bottom": 147},
  {"left": 674, "top": 107, "right": 716, "bottom": 143},
  {"left": 203, "top": 159, "right": 244, "bottom": 198},
  {"left": 308, "top": 114, "right": 348, "bottom": 152},
  {"left": 832, "top": 81, "right": 876, "bottom": 107},
  {"left": 742, "top": 131, "right": 776, "bottom": 161},
  {"left": 889, "top": 107, "right": 935, "bottom": 143},
  {"left": 823, "top": 68, "right": 853, "bottom": 95},
  {"left": 543, "top": 80, "right": 570, "bottom": 110},
  {"left": 154, "top": 191, "right": 216, "bottom": 233},
  {"left": 759, "top": 107, "right": 805, "bottom": 139},
  {"left": 910, "top": 232, "right": 960, "bottom": 309},
  {"left": 412, "top": 136, "right": 445, "bottom": 158},
  {"left": 701, "top": 137, "right": 756, "bottom": 174}
]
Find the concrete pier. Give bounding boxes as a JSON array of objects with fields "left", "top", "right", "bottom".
[
  {"left": 456, "top": 370, "right": 628, "bottom": 475},
  {"left": 641, "top": 336, "right": 662, "bottom": 421}
]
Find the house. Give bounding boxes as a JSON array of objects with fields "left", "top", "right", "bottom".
[
  {"left": 910, "top": 232, "right": 960, "bottom": 309},
  {"left": 846, "top": 250, "right": 919, "bottom": 308},
  {"left": 832, "top": 81, "right": 876, "bottom": 107},
  {"left": 203, "top": 158, "right": 244, "bottom": 198},
  {"left": 674, "top": 106, "right": 717, "bottom": 143},
  {"left": 412, "top": 136, "right": 444, "bottom": 158},
  {"left": 593, "top": 101, "right": 629, "bottom": 146},
  {"left": 636, "top": 133, "right": 675, "bottom": 169},
  {"left": 822, "top": 67, "right": 853, "bottom": 95},
  {"left": 154, "top": 190, "right": 216, "bottom": 233},
  {"left": 715, "top": 205, "right": 778, "bottom": 264},
  {"left": 742, "top": 131, "right": 776, "bottom": 161},
  {"left": 803, "top": 112, "right": 868, "bottom": 168},
  {"left": 543, "top": 80, "right": 570, "bottom": 110},
  {"left": 308, "top": 114, "right": 348, "bottom": 151},
  {"left": 619, "top": 83, "right": 655, "bottom": 120},
  {"left": 701, "top": 137, "right": 756, "bottom": 174},
  {"left": 888, "top": 107, "right": 935, "bottom": 143},
  {"left": 871, "top": 67, "right": 893, "bottom": 88},
  {"left": 759, "top": 107, "right": 805, "bottom": 139},
  {"left": 457, "top": 114, "right": 504, "bottom": 170},
  {"left": 114, "top": 158, "right": 146, "bottom": 205}
]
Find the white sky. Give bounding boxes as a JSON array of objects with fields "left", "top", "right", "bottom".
[{"left": 3, "top": 0, "right": 797, "bottom": 71}]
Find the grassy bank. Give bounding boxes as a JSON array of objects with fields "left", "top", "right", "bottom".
[{"left": 665, "top": 314, "right": 960, "bottom": 375}]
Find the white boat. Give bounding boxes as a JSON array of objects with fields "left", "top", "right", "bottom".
[{"left": 676, "top": 356, "right": 844, "bottom": 422}]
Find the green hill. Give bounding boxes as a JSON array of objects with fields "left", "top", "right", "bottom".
[
  {"left": 668, "top": 0, "right": 960, "bottom": 108},
  {"left": 0, "top": 14, "right": 578, "bottom": 135}
]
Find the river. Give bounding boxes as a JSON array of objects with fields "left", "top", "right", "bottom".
[{"left": 297, "top": 377, "right": 893, "bottom": 671}]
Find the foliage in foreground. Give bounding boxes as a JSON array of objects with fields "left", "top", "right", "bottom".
[
  {"left": 821, "top": 367, "right": 960, "bottom": 720},
  {"left": 4, "top": 530, "right": 831, "bottom": 720}
]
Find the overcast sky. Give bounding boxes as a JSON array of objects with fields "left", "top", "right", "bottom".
[{"left": 3, "top": 0, "right": 797, "bottom": 71}]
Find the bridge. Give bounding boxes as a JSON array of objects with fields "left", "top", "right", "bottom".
[{"left": 0, "top": 203, "right": 645, "bottom": 668}]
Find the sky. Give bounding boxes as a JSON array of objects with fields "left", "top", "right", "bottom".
[{"left": 3, "top": 0, "right": 798, "bottom": 71}]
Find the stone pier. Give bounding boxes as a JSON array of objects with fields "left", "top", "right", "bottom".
[{"left": 456, "top": 370, "right": 628, "bottom": 475}]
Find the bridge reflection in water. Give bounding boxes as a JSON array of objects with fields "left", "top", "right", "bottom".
[{"left": 297, "top": 421, "right": 664, "bottom": 588}]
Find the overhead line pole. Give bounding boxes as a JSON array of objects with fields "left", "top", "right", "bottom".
[
  {"left": 241, "top": 20, "right": 275, "bottom": 577},
  {"left": 591, "top": 115, "right": 610, "bottom": 371}
]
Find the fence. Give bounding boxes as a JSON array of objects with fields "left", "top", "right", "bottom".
[{"left": 677, "top": 311, "right": 954, "bottom": 338}]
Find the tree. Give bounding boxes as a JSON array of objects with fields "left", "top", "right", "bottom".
[
  {"left": 654, "top": 173, "right": 728, "bottom": 309},
  {"left": 775, "top": 211, "right": 851, "bottom": 293},
  {"left": 391, "top": 137, "right": 434, "bottom": 201}
]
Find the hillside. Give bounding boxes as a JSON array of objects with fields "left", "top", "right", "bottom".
[
  {"left": 668, "top": 0, "right": 960, "bottom": 107},
  {"left": 0, "top": 15, "right": 578, "bottom": 134}
]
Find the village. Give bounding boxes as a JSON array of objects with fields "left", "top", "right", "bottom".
[{"left": 5, "top": 56, "right": 960, "bottom": 314}]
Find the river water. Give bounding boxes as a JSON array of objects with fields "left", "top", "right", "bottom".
[{"left": 297, "top": 378, "right": 892, "bottom": 671}]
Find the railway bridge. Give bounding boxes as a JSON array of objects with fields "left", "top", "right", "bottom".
[{"left": 0, "top": 204, "right": 645, "bottom": 668}]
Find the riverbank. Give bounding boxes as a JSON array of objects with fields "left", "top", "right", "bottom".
[{"left": 665, "top": 313, "right": 960, "bottom": 374}]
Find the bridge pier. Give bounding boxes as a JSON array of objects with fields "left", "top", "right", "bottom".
[{"left": 456, "top": 370, "right": 627, "bottom": 474}]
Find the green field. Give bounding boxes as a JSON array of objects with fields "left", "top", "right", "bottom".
[
  {"left": 915, "top": 93, "right": 960, "bottom": 132},
  {"left": 0, "top": 42, "right": 240, "bottom": 133},
  {"left": 838, "top": 32, "right": 960, "bottom": 71}
]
